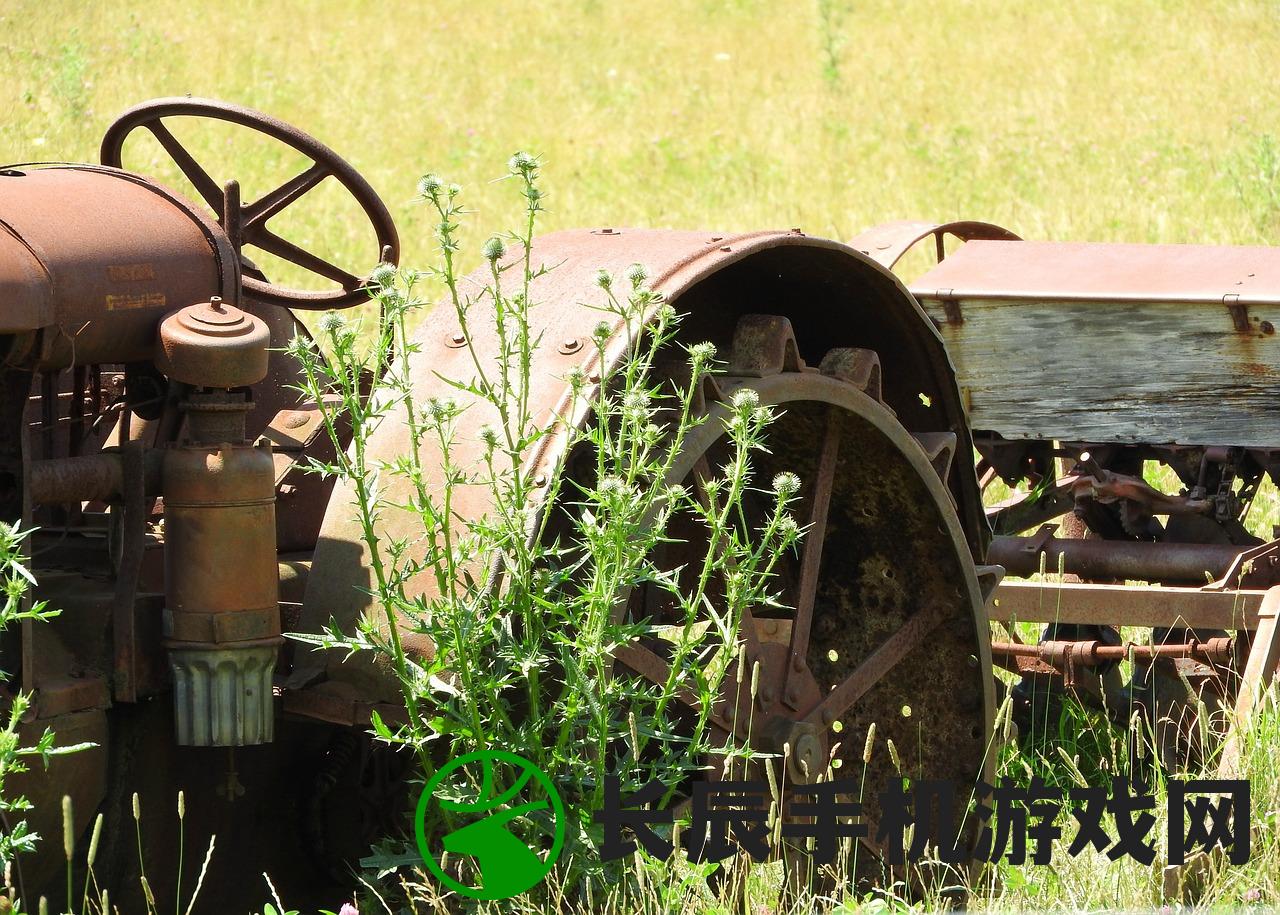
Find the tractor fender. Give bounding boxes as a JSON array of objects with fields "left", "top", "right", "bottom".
[{"left": 290, "top": 228, "right": 983, "bottom": 703}]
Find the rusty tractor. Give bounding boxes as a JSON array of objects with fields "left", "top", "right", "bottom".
[
  {"left": 1, "top": 97, "right": 998, "bottom": 906},
  {"left": 29, "top": 95, "right": 1269, "bottom": 907},
  {"left": 851, "top": 221, "right": 1280, "bottom": 778}
]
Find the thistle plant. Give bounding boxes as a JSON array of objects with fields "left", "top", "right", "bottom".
[{"left": 289, "top": 155, "right": 801, "bottom": 896}]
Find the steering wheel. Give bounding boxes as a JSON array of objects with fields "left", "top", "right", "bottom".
[{"left": 101, "top": 97, "right": 399, "bottom": 310}]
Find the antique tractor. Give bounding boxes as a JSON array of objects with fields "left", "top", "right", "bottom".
[
  {"left": 3, "top": 99, "right": 999, "bottom": 907},
  {"left": 851, "top": 221, "right": 1280, "bottom": 774}
]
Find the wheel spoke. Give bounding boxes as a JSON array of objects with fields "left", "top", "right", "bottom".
[
  {"left": 786, "top": 408, "right": 842, "bottom": 682},
  {"left": 613, "top": 642, "right": 736, "bottom": 731},
  {"left": 146, "top": 121, "right": 224, "bottom": 214},
  {"left": 803, "top": 604, "right": 947, "bottom": 726},
  {"left": 251, "top": 228, "right": 359, "bottom": 288},
  {"left": 242, "top": 162, "right": 329, "bottom": 233}
]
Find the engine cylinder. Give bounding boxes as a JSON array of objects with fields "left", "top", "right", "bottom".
[
  {"left": 154, "top": 296, "right": 279, "bottom": 746},
  {"left": 162, "top": 397, "right": 280, "bottom": 746}
]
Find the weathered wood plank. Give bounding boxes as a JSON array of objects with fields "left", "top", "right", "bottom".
[{"left": 916, "top": 297, "right": 1280, "bottom": 446}]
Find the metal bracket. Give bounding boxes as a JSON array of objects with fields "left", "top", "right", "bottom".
[{"left": 1224, "top": 293, "right": 1250, "bottom": 332}]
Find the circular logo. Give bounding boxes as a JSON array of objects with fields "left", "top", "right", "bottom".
[{"left": 415, "top": 750, "right": 566, "bottom": 900}]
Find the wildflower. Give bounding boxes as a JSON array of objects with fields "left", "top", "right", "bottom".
[
  {"left": 481, "top": 236, "right": 507, "bottom": 262},
  {"left": 369, "top": 262, "right": 397, "bottom": 288},
  {"left": 508, "top": 151, "right": 538, "bottom": 175},
  {"left": 595, "top": 269, "right": 613, "bottom": 290},
  {"left": 318, "top": 311, "right": 346, "bottom": 335},
  {"left": 687, "top": 341, "right": 716, "bottom": 367},
  {"left": 417, "top": 173, "right": 443, "bottom": 197},
  {"left": 339, "top": 905, "right": 359, "bottom": 915},
  {"left": 730, "top": 388, "right": 760, "bottom": 413},
  {"left": 592, "top": 321, "right": 612, "bottom": 342},
  {"left": 771, "top": 472, "right": 801, "bottom": 498},
  {"left": 626, "top": 263, "right": 648, "bottom": 287},
  {"left": 478, "top": 425, "right": 499, "bottom": 449}
]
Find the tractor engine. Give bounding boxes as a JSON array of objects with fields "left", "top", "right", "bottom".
[
  {"left": 0, "top": 98, "right": 399, "bottom": 904},
  {"left": 1, "top": 163, "right": 279, "bottom": 746}
]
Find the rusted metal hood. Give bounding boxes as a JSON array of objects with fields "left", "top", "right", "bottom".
[{"left": 913, "top": 239, "right": 1280, "bottom": 305}]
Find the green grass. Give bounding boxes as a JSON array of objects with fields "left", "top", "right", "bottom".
[{"left": 6, "top": 1, "right": 1280, "bottom": 911}]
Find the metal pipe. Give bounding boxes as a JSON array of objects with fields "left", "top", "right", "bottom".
[
  {"left": 988, "top": 535, "right": 1244, "bottom": 584},
  {"left": 28, "top": 451, "right": 163, "bottom": 504},
  {"left": 991, "top": 637, "right": 1235, "bottom": 666}
]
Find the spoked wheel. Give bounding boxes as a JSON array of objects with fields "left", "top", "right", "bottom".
[{"left": 613, "top": 314, "right": 996, "bottom": 903}]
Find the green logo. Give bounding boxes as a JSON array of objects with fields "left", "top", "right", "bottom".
[{"left": 414, "top": 750, "right": 566, "bottom": 900}]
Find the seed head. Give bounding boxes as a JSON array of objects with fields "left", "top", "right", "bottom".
[
  {"left": 626, "top": 263, "right": 648, "bottom": 288},
  {"left": 595, "top": 269, "right": 613, "bottom": 290},
  {"left": 62, "top": 795, "right": 73, "bottom": 862},
  {"left": 478, "top": 425, "right": 499, "bottom": 448},
  {"left": 132, "top": 792, "right": 141, "bottom": 821},
  {"left": 862, "top": 722, "right": 876, "bottom": 764},
  {"left": 592, "top": 321, "right": 612, "bottom": 342},
  {"left": 771, "top": 471, "right": 801, "bottom": 498}
]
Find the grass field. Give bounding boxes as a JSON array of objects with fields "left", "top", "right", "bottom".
[{"left": 5, "top": 1, "right": 1280, "bottom": 911}]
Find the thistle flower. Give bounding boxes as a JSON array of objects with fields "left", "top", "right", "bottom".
[
  {"left": 687, "top": 341, "right": 717, "bottom": 367},
  {"left": 508, "top": 151, "right": 538, "bottom": 175},
  {"left": 771, "top": 472, "right": 801, "bottom": 498},
  {"left": 592, "top": 321, "right": 612, "bottom": 342},
  {"left": 730, "top": 388, "right": 760, "bottom": 412},
  {"left": 369, "top": 262, "right": 397, "bottom": 289},
  {"left": 481, "top": 236, "right": 507, "bottom": 263},
  {"left": 595, "top": 269, "right": 613, "bottom": 290},
  {"left": 626, "top": 263, "right": 648, "bottom": 287},
  {"left": 318, "top": 311, "right": 346, "bottom": 336},
  {"left": 478, "top": 425, "right": 499, "bottom": 448},
  {"left": 417, "top": 173, "right": 443, "bottom": 197}
]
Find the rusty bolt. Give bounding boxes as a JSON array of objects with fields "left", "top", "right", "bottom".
[
  {"left": 445, "top": 331, "right": 467, "bottom": 348},
  {"left": 558, "top": 337, "right": 582, "bottom": 355},
  {"left": 1263, "top": 321, "right": 1275, "bottom": 335},
  {"left": 593, "top": 227, "right": 618, "bottom": 236},
  {"left": 709, "top": 236, "right": 723, "bottom": 243},
  {"left": 533, "top": 474, "right": 548, "bottom": 487},
  {"left": 720, "top": 246, "right": 732, "bottom": 253},
  {"left": 588, "top": 370, "right": 601, "bottom": 384}
]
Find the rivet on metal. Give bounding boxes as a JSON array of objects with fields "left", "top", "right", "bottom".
[
  {"left": 709, "top": 236, "right": 723, "bottom": 243},
  {"left": 533, "top": 474, "right": 548, "bottom": 487},
  {"left": 588, "top": 370, "right": 601, "bottom": 384},
  {"left": 558, "top": 337, "right": 582, "bottom": 355},
  {"left": 720, "top": 246, "right": 732, "bottom": 253},
  {"left": 445, "top": 331, "right": 467, "bottom": 348}
]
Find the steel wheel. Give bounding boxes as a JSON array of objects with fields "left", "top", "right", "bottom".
[{"left": 611, "top": 314, "right": 996, "bottom": 899}]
